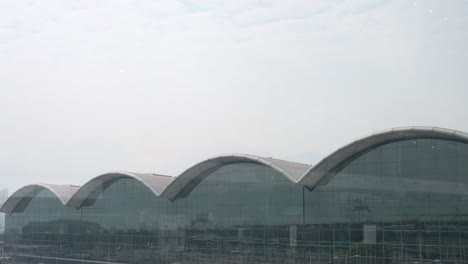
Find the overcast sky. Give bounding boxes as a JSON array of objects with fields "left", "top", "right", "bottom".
[{"left": 1, "top": 0, "right": 467, "bottom": 193}]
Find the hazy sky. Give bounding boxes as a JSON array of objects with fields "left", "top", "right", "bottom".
[{"left": 1, "top": 0, "right": 467, "bottom": 193}]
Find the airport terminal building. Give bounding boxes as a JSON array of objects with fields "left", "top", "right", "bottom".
[{"left": 1, "top": 127, "right": 468, "bottom": 264}]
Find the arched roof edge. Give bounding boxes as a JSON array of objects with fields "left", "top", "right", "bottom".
[
  {"left": 298, "top": 126, "right": 468, "bottom": 188},
  {"left": 159, "top": 153, "right": 306, "bottom": 200},
  {"left": 0, "top": 183, "right": 79, "bottom": 214},
  {"left": 65, "top": 171, "right": 174, "bottom": 208}
]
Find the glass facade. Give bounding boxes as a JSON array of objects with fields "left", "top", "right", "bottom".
[
  {"left": 4, "top": 188, "right": 80, "bottom": 258},
  {"left": 4, "top": 139, "right": 468, "bottom": 263},
  {"left": 304, "top": 139, "right": 468, "bottom": 263}
]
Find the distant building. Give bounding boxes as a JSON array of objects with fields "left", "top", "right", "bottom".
[
  {"left": 1, "top": 127, "right": 468, "bottom": 264},
  {"left": 0, "top": 188, "right": 8, "bottom": 235}
]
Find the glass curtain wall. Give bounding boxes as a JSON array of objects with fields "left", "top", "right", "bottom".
[
  {"left": 168, "top": 163, "right": 304, "bottom": 264},
  {"left": 4, "top": 188, "right": 79, "bottom": 258},
  {"left": 73, "top": 163, "right": 303, "bottom": 264},
  {"left": 304, "top": 139, "right": 468, "bottom": 264},
  {"left": 4, "top": 138, "right": 468, "bottom": 264}
]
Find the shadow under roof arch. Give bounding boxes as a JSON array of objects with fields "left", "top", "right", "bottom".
[
  {"left": 66, "top": 171, "right": 174, "bottom": 208},
  {"left": 0, "top": 183, "right": 80, "bottom": 214},
  {"left": 159, "top": 153, "right": 311, "bottom": 200},
  {"left": 299, "top": 126, "right": 468, "bottom": 189}
]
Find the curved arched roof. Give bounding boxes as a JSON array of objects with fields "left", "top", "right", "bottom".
[
  {"left": 299, "top": 126, "right": 468, "bottom": 188},
  {"left": 3, "top": 126, "right": 468, "bottom": 211},
  {"left": 66, "top": 171, "right": 174, "bottom": 208},
  {"left": 159, "top": 153, "right": 311, "bottom": 200},
  {"left": 0, "top": 183, "right": 80, "bottom": 214}
]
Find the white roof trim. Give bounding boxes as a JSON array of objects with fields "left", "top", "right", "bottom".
[
  {"left": 66, "top": 171, "right": 174, "bottom": 208},
  {"left": 159, "top": 153, "right": 310, "bottom": 200},
  {"left": 298, "top": 126, "right": 468, "bottom": 188},
  {"left": 0, "top": 183, "right": 79, "bottom": 214},
  {"left": 4, "top": 126, "right": 468, "bottom": 211}
]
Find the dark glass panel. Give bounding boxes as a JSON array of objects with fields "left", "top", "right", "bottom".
[{"left": 305, "top": 139, "right": 468, "bottom": 263}]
